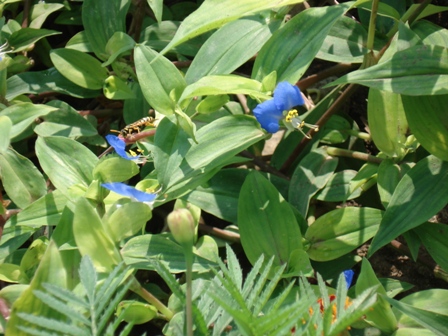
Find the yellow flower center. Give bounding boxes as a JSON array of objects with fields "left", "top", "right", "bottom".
[{"left": 285, "top": 109, "right": 319, "bottom": 139}]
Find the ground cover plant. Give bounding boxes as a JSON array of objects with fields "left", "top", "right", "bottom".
[{"left": 0, "top": 0, "right": 448, "bottom": 335}]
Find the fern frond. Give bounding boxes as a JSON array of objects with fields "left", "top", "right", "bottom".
[
  {"left": 33, "top": 289, "right": 90, "bottom": 326},
  {"left": 17, "top": 312, "right": 89, "bottom": 336},
  {"left": 41, "top": 283, "right": 89, "bottom": 309}
]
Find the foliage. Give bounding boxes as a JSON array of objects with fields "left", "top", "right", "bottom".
[{"left": 1, "top": 0, "right": 448, "bottom": 335}]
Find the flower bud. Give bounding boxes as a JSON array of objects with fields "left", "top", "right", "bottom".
[{"left": 167, "top": 209, "right": 195, "bottom": 250}]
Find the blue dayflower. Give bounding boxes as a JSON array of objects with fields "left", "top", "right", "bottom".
[
  {"left": 102, "top": 182, "right": 157, "bottom": 208},
  {"left": 343, "top": 269, "right": 355, "bottom": 289},
  {"left": 253, "top": 81, "right": 318, "bottom": 138},
  {"left": 106, "top": 134, "right": 144, "bottom": 162}
]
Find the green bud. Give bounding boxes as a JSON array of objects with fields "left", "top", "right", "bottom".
[
  {"left": 116, "top": 301, "right": 157, "bottom": 324},
  {"left": 167, "top": 208, "right": 195, "bottom": 250}
]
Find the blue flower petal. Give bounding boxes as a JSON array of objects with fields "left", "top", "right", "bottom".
[
  {"left": 253, "top": 99, "right": 282, "bottom": 133},
  {"left": 273, "top": 82, "right": 305, "bottom": 111},
  {"left": 102, "top": 182, "right": 157, "bottom": 202},
  {"left": 106, "top": 135, "right": 139, "bottom": 161},
  {"left": 343, "top": 269, "right": 355, "bottom": 289}
]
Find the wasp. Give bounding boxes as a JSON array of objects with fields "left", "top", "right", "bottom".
[{"left": 112, "top": 117, "right": 156, "bottom": 137}]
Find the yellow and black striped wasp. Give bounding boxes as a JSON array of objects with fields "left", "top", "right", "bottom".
[{"left": 112, "top": 117, "right": 156, "bottom": 138}]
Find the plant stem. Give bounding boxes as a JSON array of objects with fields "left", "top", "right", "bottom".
[
  {"left": 326, "top": 147, "right": 383, "bottom": 164},
  {"left": 131, "top": 277, "right": 174, "bottom": 320},
  {"left": 366, "top": 0, "right": 379, "bottom": 52},
  {"left": 345, "top": 129, "right": 372, "bottom": 141},
  {"left": 184, "top": 250, "right": 194, "bottom": 336}
]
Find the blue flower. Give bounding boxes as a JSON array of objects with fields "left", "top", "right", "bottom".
[
  {"left": 253, "top": 81, "right": 318, "bottom": 138},
  {"left": 343, "top": 269, "right": 355, "bottom": 289},
  {"left": 102, "top": 182, "right": 157, "bottom": 207},
  {"left": 106, "top": 134, "right": 144, "bottom": 162}
]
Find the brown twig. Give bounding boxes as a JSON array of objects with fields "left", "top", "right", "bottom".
[
  {"left": 279, "top": 84, "right": 358, "bottom": 174},
  {"left": 198, "top": 223, "right": 240, "bottom": 243},
  {"left": 297, "top": 63, "right": 357, "bottom": 90}
]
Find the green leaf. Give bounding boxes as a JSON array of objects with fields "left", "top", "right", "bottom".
[
  {"left": 103, "top": 75, "right": 135, "bottom": 100},
  {"left": 7, "top": 242, "right": 68, "bottom": 336},
  {"left": 121, "top": 234, "right": 216, "bottom": 273},
  {"left": 82, "top": 0, "right": 130, "bottom": 60},
  {"left": 156, "top": 115, "right": 264, "bottom": 201},
  {"left": 179, "top": 75, "right": 265, "bottom": 104},
  {"left": 50, "top": 48, "right": 109, "bottom": 89},
  {"left": 1, "top": 103, "right": 58, "bottom": 142},
  {"left": 238, "top": 171, "right": 303, "bottom": 268},
  {"left": 288, "top": 148, "right": 339, "bottom": 218},
  {"left": 252, "top": 3, "right": 351, "bottom": 82},
  {"left": 34, "top": 101, "right": 98, "bottom": 138},
  {"left": 28, "top": 3, "right": 65, "bottom": 29},
  {"left": 377, "top": 159, "right": 401, "bottom": 208},
  {"left": 368, "top": 89, "right": 409, "bottom": 158},
  {"left": 8, "top": 28, "right": 60, "bottom": 52},
  {"left": 314, "top": 170, "right": 362, "bottom": 202},
  {"left": 92, "top": 157, "right": 139, "bottom": 182},
  {"left": 6, "top": 190, "right": 67, "bottom": 228},
  {"left": 147, "top": 0, "right": 163, "bottom": 22},
  {"left": 383, "top": 295, "right": 448, "bottom": 336},
  {"left": 0, "top": 147, "right": 46, "bottom": 209},
  {"left": 329, "top": 45, "right": 448, "bottom": 96},
  {"left": 160, "top": 0, "right": 306, "bottom": 54},
  {"left": 73, "top": 198, "right": 121, "bottom": 272},
  {"left": 414, "top": 223, "right": 448, "bottom": 273},
  {"left": 0, "top": 116, "right": 12, "bottom": 153},
  {"left": 185, "top": 15, "right": 279, "bottom": 84},
  {"left": 104, "top": 202, "right": 152, "bottom": 243},
  {"left": 6, "top": 68, "right": 101, "bottom": 101},
  {"left": 305, "top": 207, "right": 382, "bottom": 261},
  {"left": 412, "top": 20, "right": 448, "bottom": 49},
  {"left": 196, "top": 95, "right": 229, "bottom": 114},
  {"left": 369, "top": 155, "right": 448, "bottom": 256},
  {"left": 317, "top": 15, "right": 386, "bottom": 63},
  {"left": 0, "top": 263, "right": 22, "bottom": 283},
  {"left": 391, "top": 288, "right": 448, "bottom": 330},
  {"left": 356, "top": 259, "right": 397, "bottom": 333},
  {"left": 35, "top": 136, "right": 98, "bottom": 194},
  {"left": 134, "top": 44, "right": 186, "bottom": 115},
  {"left": 66, "top": 31, "right": 92, "bottom": 53},
  {"left": 102, "top": 32, "right": 135, "bottom": 67},
  {"left": 402, "top": 94, "right": 448, "bottom": 161}
]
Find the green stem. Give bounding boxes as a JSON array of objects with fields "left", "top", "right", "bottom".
[
  {"left": 131, "top": 277, "right": 174, "bottom": 320},
  {"left": 326, "top": 147, "right": 383, "bottom": 164},
  {"left": 345, "top": 129, "right": 372, "bottom": 141},
  {"left": 366, "top": 0, "right": 379, "bottom": 52},
  {"left": 184, "top": 248, "right": 194, "bottom": 336}
]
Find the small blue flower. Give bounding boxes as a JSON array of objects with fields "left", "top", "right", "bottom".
[
  {"left": 106, "top": 134, "right": 144, "bottom": 162},
  {"left": 253, "top": 81, "right": 318, "bottom": 138},
  {"left": 102, "top": 182, "right": 157, "bottom": 207},
  {"left": 343, "top": 269, "right": 355, "bottom": 289}
]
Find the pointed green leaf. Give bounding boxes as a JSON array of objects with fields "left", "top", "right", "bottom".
[
  {"left": 0, "top": 116, "right": 12, "bottom": 153},
  {"left": 134, "top": 44, "right": 186, "bottom": 115},
  {"left": 1, "top": 103, "right": 58, "bottom": 142},
  {"left": 121, "top": 234, "right": 216, "bottom": 273},
  {"left": 92, "top": 157, "right": 139, "bottom": 182},
  {"left": 305, "top": 207, "right": 382, "bottom": 261},
  {"left": 179, "top": 75, "right": 265, "bottom": 104},
  {"left": 7, "top": 242, "right": 68, "bottom": 336},
  {"left": 238, "top": 171, "right": 303, "bottom": 267},
  {"left": 369, "top": 155, "right": 448, "bottom": 256},
  {"left": 185, "top": 15, "right": 279, "bottom": 84},
  {"left": 0, "top": 148, "right": 46, "bottom": 209},
  {"left": 368, "top": 89, "right": 409, "bottom": 158},
  {"left": 160, "top": 0, "right": 306, "bottom": 54},
  {"left": 289, "top": 148, "right": 339, "bottom": 218},
  {"left": 329, "top": 45, "right": 448, "bottom": 96},
  {"left": 402, "top": 94, "right": 448, "bottom": 161},
  {"left": 414, "top": 223, "right": 448, "bottom": 273},
  {"left": 377, "top": 159, "right": 401, "bottom": 208},
  {"left": 73, "top": 198, "right": 121, "bottom": 272},
  {"left": 252, "top": 3, "right": 351, "bottom": 82},
  {"left": 28, "top": 3, "right": 65, "bottom": 29},
  {"left": 314, "top": 170, "right": 362, "bottom": 202},
  {"left": 35, "top": 136, "right": 98, "bottom": 194},
  {"left": 383, "top": 295, "right": 448, "bottom": 336},
  {"left": 147, "top": 0, "right": 163, "bottom": 22},
  {"left": 356, "top": 259, "right": 397, "bottom": 333},
  {"left": 8, "top": 28, "right": 60, "bottom": 52},
  {"left": 50, "top": 48, "right": 109, "bottom": 89},
  {"left": 82, "top": 0, "right": 130, "bottom": 60}
]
